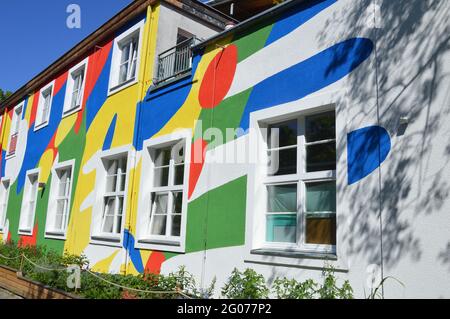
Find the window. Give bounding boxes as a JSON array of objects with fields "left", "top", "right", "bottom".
[
  {"left": 7, "top": 103, "right": 24, "bottom": 158},
  {"left": 0, "top": 179, "right": 10, "bottom": 232},
  {"left": 136, "top": 131, "right": 191, "bottom": 252},
  {"left": 63, "top": 58, "right": 88, "bottom": 117},
  {"left": 19, "top": 169, "right": 40, "bottom": 235},
  {"left": 35, "top": 81, "right": 54, "bottom": 130},
  {"left": 108, "top": 20, "right": 144, "bottom": 94},
  {"left": 91, "top": 149, "right": 131, "bottom": 244},
  {"left": 45, "top": 160, "right": 74, "bottom": 238},
  {"left": 263, "top": 110, "right": 336, "bottom": 253}
]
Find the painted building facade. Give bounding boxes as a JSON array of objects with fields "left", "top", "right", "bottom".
[{"left": 0, "top": 0, "right": 449, "bottom": 298}]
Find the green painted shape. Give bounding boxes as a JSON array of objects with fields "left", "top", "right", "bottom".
[
  {"left": 233, "top": 23, "right": 274, "bottom": 62},
  {"left": 185, "top": 176, "right": 247, "bottom": 253},
  {"left": 4, "top": 183, "right": 23, "bottom": 243},
  {"left": 35, "top": 116, "right": 87, "bottom": 253}
]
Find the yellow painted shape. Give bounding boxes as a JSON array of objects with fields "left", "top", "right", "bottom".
[
  {"left": 55, "top": 113, "right": 77, "bottom": 147},
  {"left": 91, "top": 249, "right": 120, "bottom": 273},
  {"left": 1, "top": 113, "right": 11, "bottom": 149},
  {"left": 24, "top": 93, "right": 35, "bottom": 124},
  {"left": 64, "top": 76, "right": 140, "bottom": 256},
  {"left": 154, "top": 37, "right": 233, "bottom": 138},
  {"left": 38, "top": 149, "right": 55, "bottom": 183}
]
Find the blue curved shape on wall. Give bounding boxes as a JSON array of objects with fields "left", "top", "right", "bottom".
[
  {"left": 347, "top": 126, "right": 391, "bottom": 185},
  {"left": 102, "top": 114, "right": 117, "bottom": 151},
  {"left": 265, "top": 0, "right": 337, "bottom": 46},
  {"left": 16, "top": 88, "right": 66, "bottom": 194},
  {"left": 123, "top": 229, "right": 144, "bottom": 273},
  {"left": 239, "top": 37, "right": 374, "bottom": 130}
]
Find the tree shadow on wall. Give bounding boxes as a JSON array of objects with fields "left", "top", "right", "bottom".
[{"left": 316, "top": 0, "right": 450, "bottom": 273}]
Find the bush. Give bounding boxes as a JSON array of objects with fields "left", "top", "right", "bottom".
[
  {"left": 221, "top": 268, "right": 269, "bottom": 299},
  {"left": 0, "top": 242, "right": 354, "bottom": 299}
]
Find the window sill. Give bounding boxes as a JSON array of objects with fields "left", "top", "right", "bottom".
[
  {"left": 107, "top": 77, "right": 138, "bottom": 97},
  {"left": 18, "top": 230, "right": 33, "bottom": 236},
  {"left": 33, "top": 122, "right": 49, "bottom": 132},
  {"left": 45, "top": 231, "right": 67, "bottom": 240},
  {"left": 90, "top": 235, "right": 122, "bottom": 248},
  {"left": 135, "top": 238, "right": 185, "bottom": 253},
  {"left": 62, "top": 106, "right": 82, "bottom": 119},
  {"left": 250, "top": 248, "right": 337, "bottom": 260},
  {"left": 5, "top": 153, "right": 16, "bottom": 160}
]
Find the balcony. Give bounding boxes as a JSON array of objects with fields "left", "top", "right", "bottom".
[{"left": 154, "top": 37, "right": 198, "bottom": 85}]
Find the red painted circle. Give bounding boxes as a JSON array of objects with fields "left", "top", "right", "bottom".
[{"left": 198, "top": 44, "right": 238, "bottom": 109}]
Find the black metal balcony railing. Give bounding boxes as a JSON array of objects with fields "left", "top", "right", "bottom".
[{"left": 155, "top": 37, "right": 198, "bottom": 84}]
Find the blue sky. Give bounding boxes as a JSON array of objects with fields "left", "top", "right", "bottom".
[{"left": 0, "top": 0, "right": 133, "bottom": 93}]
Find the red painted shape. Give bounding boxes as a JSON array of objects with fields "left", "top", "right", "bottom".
[
  {"left": 74, "top": 40, "right": 113, "bottom": 133},
  {"left": 188, "top": 138, "right": 208, "bottom": 199},
  {"left": 6, "top": 231, "right": 11, "bottom": 243},
  {"left": 54, "top": 72, "right": 69, "bottom": 96},
  {"left": 18, "top": 223, "right": 38, "bottom": 248},
  {"left": 28, "top": 92, "right": 40, "bottom": 129},
  {"left": 145, "top": 251, "right": 166, "bottom": 275},
  {"left": 198, "top": 44, "right": 238, "bottom": 109}
]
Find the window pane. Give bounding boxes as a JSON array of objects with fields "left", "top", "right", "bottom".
[
  {"left": 106, "top": 175, "right": 118, "bottom": 192},
  {"left": 305, "top": 111, "right": 335, "bottom": 142},
  {"left": 102, "top": 215, "right": 114, "bottom": 234},
  {"left": 268, "top": 147, "right": 297, "bottom": 176},
  {"left": 153, "top": 193, "right": 168, "bottom": 215},
  {"left": 267, "top": 184, "right": 297, "bottom": 213},
  {"left": 121, "top": 42, "right": 131, "bottom": 63},
  {"left": 155, "top": 147, "right": 171, "bottom": 167},
  {"left": 172, "top": 143, "right": 185, "bottom": 164},
  {"left": 154, "top": 167, "right": 169, "bottom": 187},
  {"left": 266, "top": 214, "right": 297, "bottom": 243},
  {"left": 171, "top": 214, "right": 181, "bottom": 237},
  {"left": 102, "top": 197, "right": 116, "bottom": 233},
  {"left": 305, "top": 216, "right": 336, "bottom": 245},
  {"left": 174, "top": 164, "right": 184, "bottom": 185},
  {"left": 119, "top": 63, "right": 129, "bottom": 84},
  {"left": 306, "top": 141, "right": 336, "bottom": 172},
  {"left": 150, "top": 215, "right": 167, "bottom": 236},
  {"left": 306, "top": 181, "right": 336, "bottom": 212},
  {"left": 268, "top": 120, "right": 297, "bottom": 148},
  {"left": 172, "top": 192, "right": 182, "bottom": 214}
]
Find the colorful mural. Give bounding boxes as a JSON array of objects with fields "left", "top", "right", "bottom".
[{"left": 0, "top": 0, "right": 389, "bottom": 280}]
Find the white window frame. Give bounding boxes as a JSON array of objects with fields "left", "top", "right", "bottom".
[
  {"left": 245, "top": 92, "right": 350, "bottom": 271},
  {"left": 90, "top": 146, "right": 133, "bottom": 246},
  {"left": 45, "top": 159, "right": 75, "bottom": 240},
  {"left": 135, "top": 130, "right": 191, "bottom": 253},
  {"left": 34, "top": 80, "right": 55, "bottom": 131},
  {"left": 6, "top": 101, "right": 24, "bottom": 159},
  {"left": 18, "top": 168, "right": 40, "bottom": 235},
  {"left": 62, "top": 58, "right": 88, "bottom": 118},
  {"left": 259, "top": 113, "right": 336, "bottom": 254},
  {"left": 108, "top": 19, "right": 144, "bottom": 96},
  {"left": 0, "top": 177, "right": 11, "bottom": 233}
]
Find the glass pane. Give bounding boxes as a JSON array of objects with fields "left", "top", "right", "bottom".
[
  {"left": 266, "top": 214, "right": 297, "bottom": 243},
  {"left": 305, "top": 216, "right": 336, "bottom": 245},
  {"left": 54, "top": 214, "right": 64, "bottom": 231},
  {"left": 305, "top": 111, "right": 335, "bottom": 142},
  {"left": 172, "top": 143, "right": 185, "bottom": 164},
  {"left": 151, "top": 215, "right": 167, "bottom": 236},
  {"left": 268, "top": 120, "right": 297, "bottom": 149},
  {"left": 107, "top": 159, "right": 118, "bottom": 175},
  {"left": 306, "top": 141, "right": 336, "bottom": 172},
  {"left": 119, "top": 63, "right": 128, "bottom": 84},
  {"left": 119, "top": 172, "right": 127, "bottom": 192},
  {"left": 171, "top": 214, "right": 181, "bottom": 237},
  {"left": 267, "top": 184, "right": 297, "bottom": 213},
  {"left": 154, "top": 167, "right": 169, "bottom": 187},
  {"left": 121, "top": 42, "right": 131, "bottom": 63},
  {"left": 155, "top": 147, "right": 171, "bottom": 167},
  {"left": 267, "top": 147, "right": 297, "bottom": 176},
  {"left": 102, "top": 215, "right": 114, "bottom": 233},
  {"left": 106, "top": 175, "right": 118, "bottom": 192},
  {"left": 174, "top": 164, "right": 184, "bottom": 185},
  {"left": 153, "top": 193, "right": 168, "bottom": 215},
  {"left": 172, "top": 192, "right": 183, "bottom": 214},
  {"left": 306, "top": 181, "right": 336, "bottom": 212}
]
